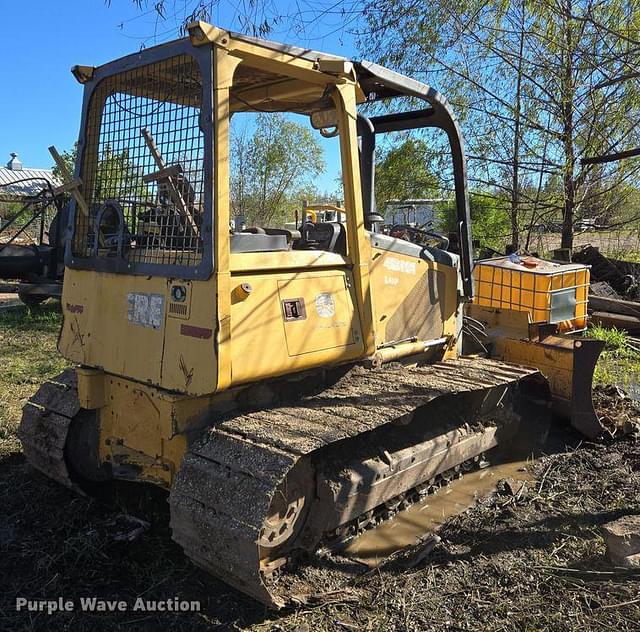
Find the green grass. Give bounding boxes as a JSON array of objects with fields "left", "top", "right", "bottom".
[
  {"left": 0, "top": 302, "right": 68, "bottom": 440},
  {"left": 601, "top": 247, "right": 640, "bottom": 262},
  {"left": 589, "top": 324, "right": 629, "bottom": 351},
  {"left": 587, "top": 324, "right": 640, "bottom": 390}
]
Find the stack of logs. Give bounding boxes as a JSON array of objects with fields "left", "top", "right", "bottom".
[{"left": 573, "top": 246, "right": 640, "bottom": 334}]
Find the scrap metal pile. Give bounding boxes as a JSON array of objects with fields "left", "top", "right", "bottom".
[
  {"left": 0, "top": 175, "right": 66, "bottom": 305},
  {"left": 573, "top": 245, "right": 640, "bottom": 333}
]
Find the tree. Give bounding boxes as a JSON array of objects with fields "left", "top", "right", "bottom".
[
  {"left": 375, "top": 139, "right": 439, "bottom": 210},
  {"left": 439, "top": 191, "right": 511, "bottom": 252},
  {"left": 93, "top": 146, "right": 150, "bottom": 201},
  {"left": 51, "top": 143, "right": 148, "bottom": 203},
  {"left": 51, "top": 143, "right": 78, "bottom": 182},
  {"left": 230, "top": 113, "right": 326, "bottom": 226},
  {"left": 363, "top": 0, "right": 640, "bottom": 250},
  {"left": 120, "top": 0, "right": 640, "bottom": 250}
]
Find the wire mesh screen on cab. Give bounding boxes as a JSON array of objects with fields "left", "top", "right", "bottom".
[{"left": 75, "top": 54, "right": 205, "bottom": 268}]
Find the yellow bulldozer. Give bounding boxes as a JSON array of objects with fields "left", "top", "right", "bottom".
[{"left": 19, "top": 23, "right": 604, "bottom": 608}]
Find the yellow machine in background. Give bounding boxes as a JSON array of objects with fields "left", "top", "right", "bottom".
[{"left": 19, "top": 23, "right": 603, "bottom": 607}]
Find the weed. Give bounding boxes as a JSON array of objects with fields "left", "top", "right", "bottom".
[
  {"left": 602, "top": 247, "right": 640, "bottom": 263},
  {"left": 588, "top": 324, "right": 629, "bottom": 351},
  {"left": 587, "top": 325, "right": 640, "bottom": 389}
]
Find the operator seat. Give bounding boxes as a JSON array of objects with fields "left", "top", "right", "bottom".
[{"left": 295, "top": 221, "right": 346, "bottom": 254}]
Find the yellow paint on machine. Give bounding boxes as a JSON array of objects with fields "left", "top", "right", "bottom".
[
  {"left": 60, "top": 268, "right": 218, "bottom": 396},
  {"left": 61, "top": 245, "right": 461, "bottom": 399},
  {"left": 229, "top": 269, "right": 364, "bottom": 385},
  {"left": 60, "top": 270, "right": 169, "bottom": 385},
  {"left": 94, "top": 374, "right": 226, "bottom": 487},
  {"left": 54, "top": 25, "right": 466, "bottom": 488},
  {"left": 368, "top": 246, "right": 459, "bottom": 351}
]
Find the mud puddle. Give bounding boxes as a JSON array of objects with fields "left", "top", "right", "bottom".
[{"left": 342, "top": 455, "right": 534, "bottom": 567}]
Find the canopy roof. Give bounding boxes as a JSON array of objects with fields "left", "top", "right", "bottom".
[
  {"left": 216, "top": 28, "right": 440, "bottom": 104},
  {"left": 75, "top": 25, "right": 445, "bottom": 118}
]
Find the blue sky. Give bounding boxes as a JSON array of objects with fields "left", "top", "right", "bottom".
[{"left": 0, "top": 1, "right": 357, "bottom": 192}]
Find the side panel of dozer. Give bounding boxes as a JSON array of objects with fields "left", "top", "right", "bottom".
[{"left": 467, "top": 304, "right": 605, "bottom": 438}]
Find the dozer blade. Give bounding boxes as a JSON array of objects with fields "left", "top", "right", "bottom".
[
  {"left": 466, "top": 304, "right": 606, "bottom": 439},
  {"left": 169, "top": 357, "right": 543, "bottom": 608},
  {"left": 493, "top": 332, "right": 605, "bottom": 439}
]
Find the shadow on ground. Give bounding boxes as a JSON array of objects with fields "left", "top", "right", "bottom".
[{"left": 0, "top": 447, "right": 276, "bottom": 631}]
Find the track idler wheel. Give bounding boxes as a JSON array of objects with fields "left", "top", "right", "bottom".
[{"left": 258, "top": 458, "right": 315, "bottom": 571}]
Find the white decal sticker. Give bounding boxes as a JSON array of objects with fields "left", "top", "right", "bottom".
[
  {"left": 315, "top": 293, "right": 336, "bottom": 318},
  {"left": 383, "top": 257, "right": 417, "bottom": 275},
  {"left": 127, "top": 293, "right": 164, "bottom": 329},
  {"left": 384, "top": 276, "right": 400, "bottom": 286}
]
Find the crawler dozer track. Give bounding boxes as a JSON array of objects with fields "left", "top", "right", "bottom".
[
  {"left": 169, "top": 357, "right": 540, "bottom": 607},
  {"left": 19, "top": 369, "right": 108, "bottom": 493},
  {"left": 19, "top": 359, "right": 541, "bottom": 608},
  {"left": 18, "top": 370, "right": 85, "bottom": 494}
]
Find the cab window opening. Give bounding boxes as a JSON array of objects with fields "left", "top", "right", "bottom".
[{"left": 227, "top": 62, "right": 347, "bottom": 256}]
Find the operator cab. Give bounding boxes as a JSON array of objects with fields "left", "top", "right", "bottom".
[{"left": 70, "top": 30, "right": 472, "bottom": 294}]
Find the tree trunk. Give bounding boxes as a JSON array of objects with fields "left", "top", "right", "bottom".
[
  {"left": 560, "top": 0, "right": 575, "bottom": 251},
  {"left": 510, "top": 1, "right": 526, "bottom": 252}
]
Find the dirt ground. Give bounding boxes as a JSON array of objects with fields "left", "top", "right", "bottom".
[{"left": 1, "top": 306, "right": 640, "bottom": 631}]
